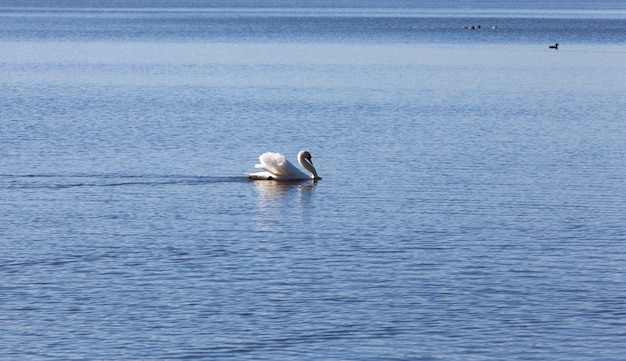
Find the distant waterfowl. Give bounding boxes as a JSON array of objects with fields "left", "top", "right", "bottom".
[
  {"left": 491, "top": 25, "right": 498, "bottom": 30},
  {"left": 247, "top": 150, "right": 321, "bottom": 181},
  {"left": 549, "top": 43, "right": 559, "bottom": 49}
]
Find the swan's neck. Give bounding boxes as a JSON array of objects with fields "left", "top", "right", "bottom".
[{"left": 298, "top": 151, "right": 320, "bottom": 180}]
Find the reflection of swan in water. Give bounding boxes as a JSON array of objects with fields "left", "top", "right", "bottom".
[
  {"left": 253, "top": 180, "right": 316, "bottom": 201},
  {"left": 247, "top": 150, "right": 321, "bottom": 181},
  {"left": 253, "top": 180, "right": 317, "bottom": 231}
]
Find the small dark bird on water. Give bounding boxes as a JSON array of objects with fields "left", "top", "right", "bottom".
[{"left": 549, "top": 43, "right": 559, "bottom": 49}]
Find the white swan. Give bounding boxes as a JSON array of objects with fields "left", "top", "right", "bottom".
[{"left": 247, "top": 150, "right": 321, "bottom": 181}]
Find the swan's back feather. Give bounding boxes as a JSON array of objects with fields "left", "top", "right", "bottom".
[{"left": 256, "top": 152, "right": 288, "bottom": 176}]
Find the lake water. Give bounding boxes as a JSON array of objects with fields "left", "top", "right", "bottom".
[{"left": 1, "top": 1, "right": 626, "bottom": 360}]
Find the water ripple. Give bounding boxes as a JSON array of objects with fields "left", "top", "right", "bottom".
[{"left": 0, "top": 173, "right": 247, "bottom": 189}]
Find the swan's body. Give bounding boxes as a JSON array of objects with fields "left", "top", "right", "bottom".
[{"left": 247, "top": 150, "right": 321, "bottom": 181}]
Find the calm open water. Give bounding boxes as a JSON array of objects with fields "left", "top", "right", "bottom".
[{"left": 1, "top": 1, "right": 626, "bottom": 360}]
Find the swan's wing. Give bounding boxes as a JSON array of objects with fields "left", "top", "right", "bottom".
[
  {"left": 254, "top": 152, "right": 305, "bottom": 179},
  {"left": 254, "top": 152, "right": 284, "bottom": 175}
]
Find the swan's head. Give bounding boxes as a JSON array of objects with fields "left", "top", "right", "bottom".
[{"left": 301, "top": 150, "right": 313, "bottom": 164}]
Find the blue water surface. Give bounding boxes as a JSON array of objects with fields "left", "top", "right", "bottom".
[{"left": 1, "top": 0, "right": 625, "bottom": 360}]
